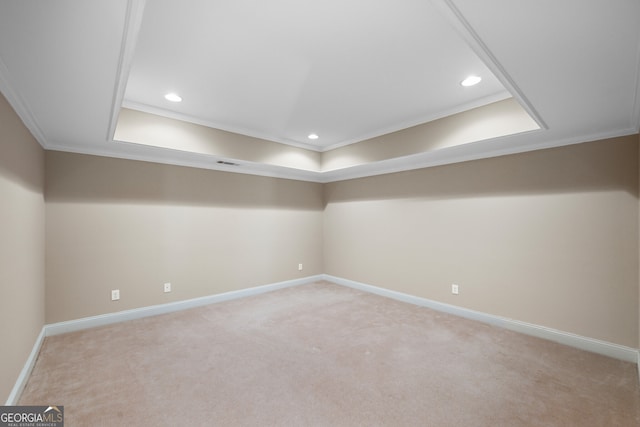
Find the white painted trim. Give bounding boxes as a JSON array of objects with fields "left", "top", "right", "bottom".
[
  {"left": 10, "top": 274, "right": 638, "bottom": 404},
  {"left": 45, "top": 276, "right": 322, "bottom": 336},
  {"left": 5, "top": 328, "right": 46, "bottom": 405},
  {"left": 432, "top": 0, "right": 547, "bottom": 131},
  {"left": 124, "top": 93, "right": 513, "bottom": 153},
  {"left": 49, "top": 125, "right": 637, "bottom": 185},
  {"left": 120, "top": 101, "right": 323, "bottom": 152},
  {"left": 47, "top": 141, "right": 325, "bottom": 183},
  {"left": 319, "top": 127, "right": 638, "bottom": 183},
  {"left": 319, "top": 91, "right": 513, "bottom": 152},
  {"left": 107, "top": 0, "right": 147, "bottom": 141},
  {"left": 0, "top": 57, "right": 49, "bottom": 149},
  {"left": 7, "top": 276, "right": 321, "bottom": 404},
  {"left": 631, "top": 15, "right": 640, "bottom": 132},
  {"left": 323, "top": 275, "right": 639, "bottom": 363}
]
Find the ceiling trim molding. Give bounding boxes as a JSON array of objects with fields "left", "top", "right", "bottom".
[
  {"left": 107, "top": 0, "right": 147, "bottom": 141},
  {"left": 120, "top": 100, "right": 324, "bottom": 152},
  {"left": 123, "top": 91, "right": 513, "bottom": 154},
  {"left": 0, "top": 56, "right": 49, "bottom": 148},
  {"left": 320, "top": 91, "right": 512, "bottom": 152},
  {"left": 632, "top": 23, "right": 640, "bottom": 132},
  {"left": 47, "top": 139, "right": 325, "bottom": 183},
  {"left": 432, "top": 0, "right": 547, "bottom": 132},
  {"left": 46, "top": 125, "right": 638, "bottom": 185},
  {"left": 318, "top": 127, "right": 640, "bottom": 184}
]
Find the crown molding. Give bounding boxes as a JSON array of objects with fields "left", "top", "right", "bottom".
[
  {"left": 0, "top": 56, "right": 49, "bottom": 148},
  {"left": 107, "top": 0, "right": 147, "bottom": 141},
  {"left": 431, "top": 0, "right": 547, "bottom": 132},
  {"left": 121, "top": 100, "right": 324, "bottom": 152},
  {"left": 632, "top": 20, "right": 640, "bottom": 132},
  {"left": 320, "top": 91, "right": 512, "bottom": 152}
]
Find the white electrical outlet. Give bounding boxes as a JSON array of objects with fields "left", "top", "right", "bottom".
[
  {"left": 298, "top": 263, "right": 303, "bottom": 271},
  {"left": 451, "top": 284, "right": 459, "bottom": 295},
  {"left": 164, "top": 282, "right": 171, "bottom": 293},
  {"left": 111, "top": 289, "right": 120, "bottom": 301}
]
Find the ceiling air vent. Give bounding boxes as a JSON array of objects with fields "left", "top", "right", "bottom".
[{"left": 216, "top": 160, "right": 240, "bottom": 166}]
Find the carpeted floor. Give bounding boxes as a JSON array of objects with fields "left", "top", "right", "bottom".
[{"left": 19, "top": 281, "right": 640, "bottom": 426}]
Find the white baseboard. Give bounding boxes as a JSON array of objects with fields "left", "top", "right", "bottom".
[
  {"left": 46, "top": 275, "right": 323, "bottom": 336},
  {"left": 8, "top": 275, "right": 322, "bottom": 404},
  {"left": 323, "top": 274, "right": 639, "bottom": 363},
  {"left": 5, "top": 328, "right": 45, "bottom": 405},
  {"left": 8, "top": 273, "right": 639, "bottom": 404}
]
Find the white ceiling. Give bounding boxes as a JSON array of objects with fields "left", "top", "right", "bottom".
[
  {"left": 0, "top": 0, "right": 639, "bottom": 183},
  {"left": 123, "top": 0, "right": 510, "bottom": 151}
]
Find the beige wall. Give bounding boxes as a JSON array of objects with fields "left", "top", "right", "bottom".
[
  {"left": 0, "top": 93, "right": 45, "bottom": 401},
  {"left": 117, "top": 99, "right": 539, "bottom": 175},
  {"left": 322, "top": 98, "right": 539, "bottom": 171},
  {"left": 116, "top": 108, "right": 322, "bottom": 172},
  {"left": 2, "top": 83, "right": 640, "bottom": 400},
  {"left": 324, "top": 135, "right": 639, "bottom": 348},
  {"left": 45, "top": 152, "right": 324, "bottom": 323}
]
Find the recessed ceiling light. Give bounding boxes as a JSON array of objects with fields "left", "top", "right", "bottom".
[
  {"left": 461, "top": 75, "right": 482, "bottom": 87},
  {"left": 308, "top": 133, "right": 319, "bottom": 140},
  {"left": 164, "top": 93, "right": 182, "bottom": 102}
]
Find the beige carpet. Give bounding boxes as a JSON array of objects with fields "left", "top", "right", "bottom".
[{"left": 19, "top": 281, "right": 640, "bottom": 426}]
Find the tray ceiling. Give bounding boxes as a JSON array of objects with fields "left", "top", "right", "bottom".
[{"left": 0, "top": 0, "right": 638, "bottom": 182}]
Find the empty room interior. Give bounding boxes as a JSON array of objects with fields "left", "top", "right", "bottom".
[{"left": 2, "top": 0, "right": 640, "bottom": 425}]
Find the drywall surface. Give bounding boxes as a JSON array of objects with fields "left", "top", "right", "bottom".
[
  {"left": 115, "top": 108, "right": 321, "bottom": 172},
  {"left": 0, "top": 93, "right": 45, "bottom": 401},
  {"left": 322, "top": 98, "right": 539, "bottom": 171},
  {"left": 45, "top": 152, "right": 324, "bottom": 323},
  {"left": 324, "top": 135, "right": 639, "bottom": 347}
]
